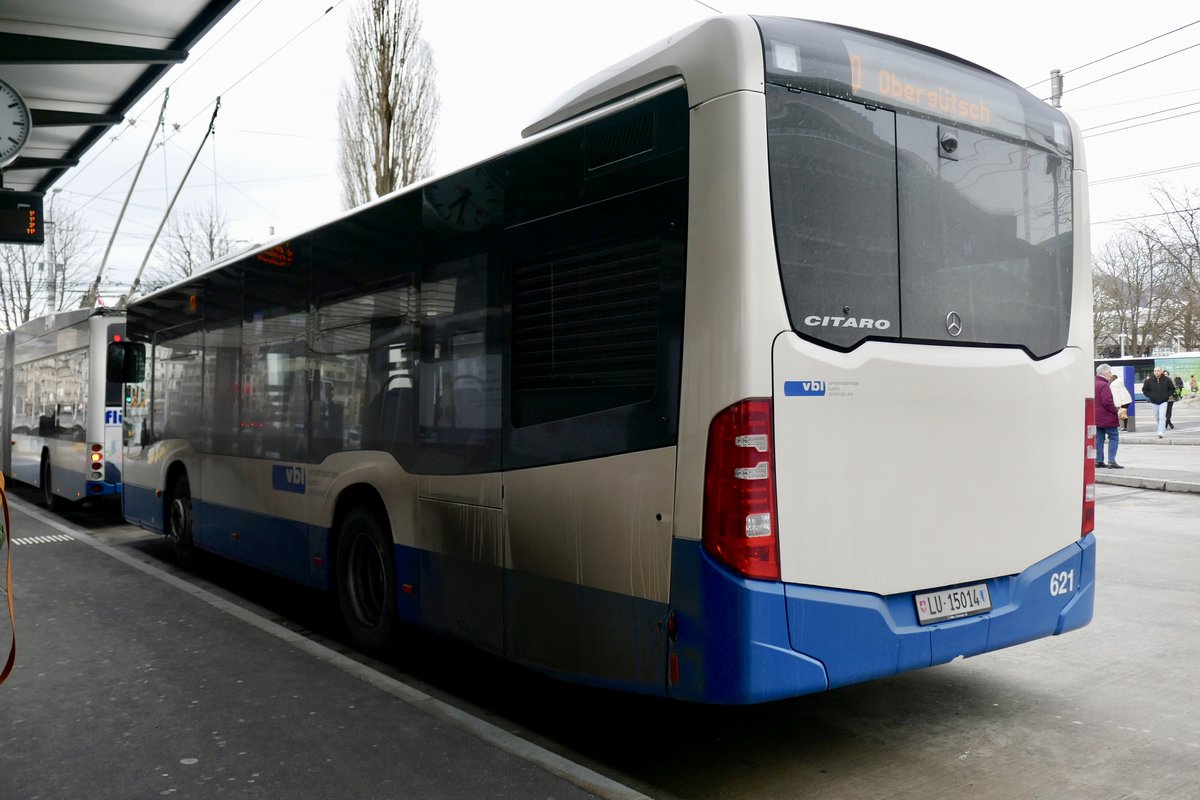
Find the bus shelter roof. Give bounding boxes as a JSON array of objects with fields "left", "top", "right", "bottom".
[{"left": 0, "top": 0, "right": 242, "bottom": 195}]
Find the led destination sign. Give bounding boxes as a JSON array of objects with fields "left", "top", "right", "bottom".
[
  {"left": 765, "top": 22, "right": 1033, "bottom": 143},
  {"left": 845, "top": 40, "right": 1023, "bottom": 136},
  {"left": 851, "top": 54, "right": 993, "bottom": 125}
]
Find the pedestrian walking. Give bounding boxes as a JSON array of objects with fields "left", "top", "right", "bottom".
[
  {"left": 1191, "top": 375, "right": 1198, "bottom": 395},
  {"left": 1142, "top": 367, "right": 1175, "bottom": 438},
  {"left": 1094, "top": 364, "right": 1122, "bottom": 468},
  {"left": 1166, "top": 370, "right": 1179, "bottom": 429},
  {"left": 1110, "top": 369, "right": 1133, "bottom": 432}
]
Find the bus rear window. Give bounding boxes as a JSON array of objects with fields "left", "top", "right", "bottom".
[
  {"left": 762, "top": 33, "right": 1073, "bottom": 356},
  {"left": 106, "top": 323, "right": 126, "bottom": 406}
]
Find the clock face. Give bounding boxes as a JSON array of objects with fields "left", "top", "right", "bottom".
[
  {"left": 425, "top": 165, "right": 503, "bottom": 232},
  {"left": 0, "top": 78, "right": 31, "bottom": 167}
]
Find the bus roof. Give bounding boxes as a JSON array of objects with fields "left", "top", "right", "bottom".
[
  {"left": 522, "top": 15, "right": 763, "bottom": 138},
  {"left": 521, "top": 14, "right": 1014, "bottom": 140},
  {"left": 10, "top": 306, "right": 122, "bottom": 338}
]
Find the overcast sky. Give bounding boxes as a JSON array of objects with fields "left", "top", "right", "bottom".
[{"left": 52, "top": 0, "right": 1200, "bottom": 301}]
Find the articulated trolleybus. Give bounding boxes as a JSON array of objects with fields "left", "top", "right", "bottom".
[
  {"left": 0, "top": 307, "right": 127, "bottom": 508},
  {"left": 110, "top": 16, "right": 1094, "bottom": 703}
]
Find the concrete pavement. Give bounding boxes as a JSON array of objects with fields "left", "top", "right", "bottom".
[
  {"left": 0, "top": 493, "right": 643, "bottom": 800},
  {"left": 1095, "top": 395, "right": 1200, "bottom": 493}
]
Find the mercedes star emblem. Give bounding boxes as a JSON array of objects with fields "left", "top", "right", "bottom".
[{"left": 945, "top": 311, "right": 963, "bottom": 337}]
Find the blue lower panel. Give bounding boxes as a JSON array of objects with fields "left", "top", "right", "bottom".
[
  {"left": 668, "top": 535, "right": 1096, "bottom": 704},
  {"left": 191, "top": 499, "right": 328, "bottom": 589},
  {"left": 393, "top": 544, "right": 670, "bottom": 697},
  {"left": 668, "top": 539, "right": 828, "bottom": 704},
  {"left": 123, "top": 482, "right": 162, "bottom": 532}
]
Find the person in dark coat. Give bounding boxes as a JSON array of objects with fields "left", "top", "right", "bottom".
[
  {"left": 1142, "top": 366, "right": 1175, "bottom": 438},
  {"left": 1094, "top": 364, "right": 1122, "bottom": 468},
  {"left": 1164, "top": 370, "right": 1179, "bottom": 430}
]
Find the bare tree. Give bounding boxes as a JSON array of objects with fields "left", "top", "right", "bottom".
[
  {"left": 145, "top": 201, "right": 236, "bottom": 291},
  {"left": 0, "top": 203, "right": 94, "bottom": 329},
  {"left": 0, "top": 243, "right": 42, "bottom": 329},
  {"left": 1133, "top": 185, "right": 1200, "bottom": 348},
  {"left": 337, "top": 0, "right": 440, "bottom": 209},
  {"left": 1092, "top": 231, "right": 1177, "bottom": 357}
]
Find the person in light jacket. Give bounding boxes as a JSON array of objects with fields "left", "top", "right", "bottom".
[
  {"left": 1094, "top": 365, "right": 1122, "bottom": 468},
  {"left": 1109, "top": 369, "right": 1133, "bottom": 432},
  {"left": 1142, "top": 366, "right": 1175, "bottom": 438}
]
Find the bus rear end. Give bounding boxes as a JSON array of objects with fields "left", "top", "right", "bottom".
[
  {"left": 671, "top": 17, "right": 1094, "bottom": 703},
  {"left": 86, "top": 315, "right": 127, "bottom": 500}
]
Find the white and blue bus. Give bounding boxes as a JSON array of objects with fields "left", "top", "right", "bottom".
[
  {"left": 0, "top": 307, "right": 127, "bottom": 508},
  {"left": 110, "top": 15, "right": 1095, "bottom": 703}
]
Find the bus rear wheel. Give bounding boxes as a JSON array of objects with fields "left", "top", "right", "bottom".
[
  {"left": 335, "top": 507, "right": 398, "bottom": 654},
  {"left": 167, "top": 473, "right": 199, "bottom": 569},
  {"left": 41, "top": 454, "right": 63, "bottom": 511}
]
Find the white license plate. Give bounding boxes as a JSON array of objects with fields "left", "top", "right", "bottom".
[{"left": 915, "top": 583, "right": 992, "bottom": 625}]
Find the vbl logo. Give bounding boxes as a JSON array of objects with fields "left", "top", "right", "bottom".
[
  {"left": 784, "top": 380, "right": 827, "bottom": 397},
  {"left": 105, "top": 409, "right": 123, "bottom": 424},
  {"left": 272, "top": 465, "right": 306, "bottom": 494}
]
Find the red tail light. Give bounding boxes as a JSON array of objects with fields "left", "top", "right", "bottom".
[
  {"left": 702, "top": 399, "right": 780, "bottom": 580},
  {"left": 90, "top": 443, "right": 104, "bottom": 479},
  {"left": 1082, "top": 398, "right": 1095, "bottom": 536}
]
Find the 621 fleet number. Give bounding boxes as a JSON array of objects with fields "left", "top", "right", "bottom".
[{"left": 1050, "top": 569, "right": 1075, "bottom": 596}]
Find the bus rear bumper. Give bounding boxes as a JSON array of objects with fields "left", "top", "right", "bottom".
[{"left": 667, "top": 534, "right": 1095, "bottom": 704}]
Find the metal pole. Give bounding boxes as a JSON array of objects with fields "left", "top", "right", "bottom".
[
  {"left": 124, "top": 98, "right": 221, "bottom": 304},
  {"left": 85, "top": 90, "right": 169, "bottom": 308},
  {"left": 44, "top": 204, "right": 55, "bottom": 310}
]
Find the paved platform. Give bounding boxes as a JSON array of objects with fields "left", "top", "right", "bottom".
[
  {"left": 0, "top": 495, "right": 641, "bottom": 800},
  {"left": 1095, "top": 396, "right": 1200, "bottom": 493}
]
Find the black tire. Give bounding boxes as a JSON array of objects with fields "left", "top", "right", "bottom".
[
  {"left": 167, "top": 473, "right": 199, "bottom": 569},
  {"left": 335, "top": 507, "right": 398, "bottom": 654},
  {"left": 41, "top": 455, "right": 62, "bottom": 511}
]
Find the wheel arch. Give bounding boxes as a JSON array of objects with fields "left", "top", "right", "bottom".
[
  {"left": 163, "top": 459, "right": 189, "bottom": 508},
  {"left": 329, "top": 482, "right": 391, "bottom": 568},
  {"left": 163, "top": 460, "right": 190, "bottom": 522}
]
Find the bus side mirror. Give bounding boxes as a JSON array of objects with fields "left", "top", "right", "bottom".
[{"left": 107, "top": 342, "right": 146, "bottom": 383}]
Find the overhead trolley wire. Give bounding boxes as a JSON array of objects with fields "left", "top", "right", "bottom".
[
  {"left": 1057, "top": 40, "right": 1200, "bottom": 98},
  {"left": 1024, "top": 17, "right": 1200, "bottom": 89},
  {"left": 62, "top": 0, "right": 346, "bottom": 206},
  {"left": 1083, "top": 105, "right": 1200, "bottom": 139},
  {"left": 1090, "top": 161, "right": 1200, "bottom": 187},
  {"left": 1081, "top": 99, "right": 1200, "bottom": 132},
  {"left": 57, "top": 0, "right": 270, "bottom": 194}
]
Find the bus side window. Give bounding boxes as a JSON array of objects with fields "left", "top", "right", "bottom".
[
  {"left": 416, "top": 258, "right": 501, "bottom": 474},
  {"left": 313, "top": 288, "right": 416, "bottom": 462}
]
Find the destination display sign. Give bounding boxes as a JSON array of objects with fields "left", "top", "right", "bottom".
[
  {"left": 0, "top": 190, "right": 43, "bottom": 245},
  {"left": 845, "top": 39, "right": 1025, "bottom": 139},
  {"left": 760, "top": 18, "right": 1061, "bottom": 147}
]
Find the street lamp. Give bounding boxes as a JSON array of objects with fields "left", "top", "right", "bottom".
[
  {"left": 1174, "top": 334, "right": 1185, "bottom": 353},
  {"left": 1116, "top": 332, "right": 1129, "bottom": 359}
]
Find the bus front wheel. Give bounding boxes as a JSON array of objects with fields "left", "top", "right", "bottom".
[
  {"left": 168, "top": 473, "right": 199, "bottom": 569},
  {"left": 335, "top": 507, "right": 398, "bottom": 654}
]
